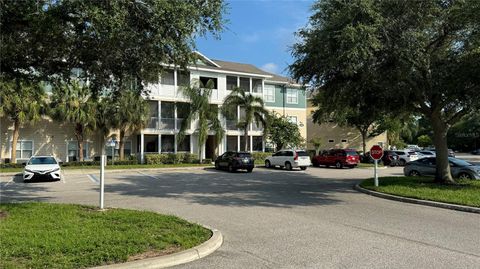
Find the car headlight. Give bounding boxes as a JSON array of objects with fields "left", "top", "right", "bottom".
[
  {"left": 50, "top": 168, "right": 60, "bottom": 172},
  {"left": 24, "top": 169, "right": 34, "bottom": 173}
]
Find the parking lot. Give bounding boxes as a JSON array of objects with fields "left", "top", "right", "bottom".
[{"left": 1, "top": 165, "right": 480, "bottom": 268}]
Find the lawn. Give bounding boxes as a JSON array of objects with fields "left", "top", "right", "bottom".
[
  {"left": 360, "top": 176, "right": 480, "bottom": 208},
  {"left": 0, "top": 163, "right": 212, "bottom": 173},
  {"left": 0, "top": 203, "right": 211, "bottom": 269}
]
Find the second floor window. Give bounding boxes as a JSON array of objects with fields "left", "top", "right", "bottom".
[
  {"left": 252, "top": 79, "right": 262, "bottom": 93},
  {"left": 227, "top": 76, "right": 237, "bottom": 90},
  {"left": 239, "top": 77, "right": 250, "bottom": 92},
  {"left": 161, "top": 70, "right": 175, "bottom": 85},
  {"left": 200, "top": 76, "right": 218, "bottom": 89},
  {"left": 286, "top": 88, "right": 298, "bottom": 104},
  {"left": 177, "top": 71, "right": 190, "bottom": 87},
  {"left": 264, "top": 85, "right": 275, "bottom": 102}
]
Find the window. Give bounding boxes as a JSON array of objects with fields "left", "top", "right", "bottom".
[
  {"left": 252, "top": 79, "right": 262, "bottom": 93},
  {"left": 227, "top": 136, "right": 238, "bottom": 151},
  {"left": 286, "top": 88, "right": 298, "bottom": 104},
  {"left": 252, "top": 136, "right": 263, "bottom": 151},
  {"left": 67, "top": 141, "right": 88, "bottom": 162},
  {"left": 264, "top": 84, "right": 275, "bottom": 102},
  {"left": 328, "top": 139, "right": 335, "bottom": 143},
  {"left": 199, "top": 76, "right": 218, "bottom": 89},
  {"left": 14, "top": 140, "right": 33, "bottom": 160},
  {"left": 177, "top": 135, "right": 191, "bottom": 152},
  {"left": 106, "top": 141, "right": 132, "bottom": 158},
  {"left": 161, "top": 70, "right": 175, "bottom": 85},
  {"left": 287, "top": 116, "right": 297, "bottom": 124},
  {"left": 177, "top": 71, "right": 190, "bottom": 87},
  {"left": 239, "top": 77, "right": 250, "bottom": 92},
  {"left": 161, "top": 135, "right": 174, "bottom": 152},
  {"left": 226, "top": 76, "right": 237, "bottom": 91},
  {"left": 144, "top": 135, "right": 159, "bottom": 153},
  {"left": 341, "top": 139, "right": 348, "bottom": 143}
]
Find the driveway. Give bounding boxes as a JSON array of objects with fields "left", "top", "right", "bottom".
[{"left": 1, "top": 167, "right": 479, "bottom": 269}]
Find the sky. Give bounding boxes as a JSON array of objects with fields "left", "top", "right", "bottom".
[{"left": 195, "top": 0, "right": 314, "bottom": 77}]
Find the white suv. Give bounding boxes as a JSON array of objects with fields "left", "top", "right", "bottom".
[
  {"left": 394, "top": 150, "right": 419, "bottom": 166},
  {"left": 265, "top": 150, "right": 311, "bottom": 171}
]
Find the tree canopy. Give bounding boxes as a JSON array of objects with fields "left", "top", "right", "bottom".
[
  {"left": 291, "top": 0, "right": 480, "bottom": 183},
  {"left": 266, "top": 113, "right": 304, "bottom": 151}
]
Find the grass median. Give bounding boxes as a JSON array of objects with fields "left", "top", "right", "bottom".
[
  {"left": 360, "top": 176, "right": 480, "bottom": 208},
  {"left": 0, "top": 203, "right": 211, "bottom": 269}
]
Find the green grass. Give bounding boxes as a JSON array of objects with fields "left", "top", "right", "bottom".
[
  {"left": 360, "top": 176, "right": 480, "bottom": 207},
  {"left": 357, "top": 163, "right": 385, "bottom": 168},
  {"left": 0, "top": 203, "right": 211, "bottom": 269},
  {"left": 0, "top": 163, "right": 212, "bottom": 173}
]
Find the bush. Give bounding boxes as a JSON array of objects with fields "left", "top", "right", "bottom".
[
  {"left": 251, "top": 152, "right": 271, "bottom": 162},
  {"left": 62, "top": 161, "right": 100, "bottom": 167},
  {"left": 183, "top": 153, "right": 198, "bottom": 163},
  {"left": 0, "top": 163, "right": 24, "bottom": 169},
  {"left": 202, "top": 158, "right": 213, "bottom": 164},
  {"left": 145, "top": 154, "right": 168, "bottom": 165},
  {"left": 145, "top": 153, "right": 201, "bottom": 165}
]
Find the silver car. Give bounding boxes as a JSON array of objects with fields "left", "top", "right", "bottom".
[{"left": 403, "top": 157, "right": 480, "bottom": 180}]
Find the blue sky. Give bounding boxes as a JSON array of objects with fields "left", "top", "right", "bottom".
[{"left": 195, "top": 0, "right": 314, "bottom": 77}]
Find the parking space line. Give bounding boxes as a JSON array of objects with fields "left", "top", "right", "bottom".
[
  {"left": 137, "top": 171, "right": 159, "bottom": 180},
  {"left": 0, "top": 176, "right": 15, "bottom": 188},
  {"left": 87, "top": 174, "right": 100, "bottom": 184}
]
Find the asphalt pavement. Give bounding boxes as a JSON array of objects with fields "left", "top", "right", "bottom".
[{"left": 1, "top": 166, "right": 479, "bottom": 269}]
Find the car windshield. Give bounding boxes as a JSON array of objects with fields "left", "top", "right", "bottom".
[
  {"left": 448, "top": 158, "right": 472, "bottom": 167},
  {"left": 28, "top": 157, "right": 57, "bottom": 165},
  {"left": 297, "top": 151, "right": 309, "bottom": 156},
  {"left": 237, "top": 153, "right": 251, "bottom": 158},
  {"left": 345, "top": 151, "right": 358, "bottom": 156}
]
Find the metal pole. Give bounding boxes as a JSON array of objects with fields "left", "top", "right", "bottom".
[
  {"left": 111, "top": 146, "right": 114, "bottom": 166},
  {"left": 100, "top": 154, "right": 105, "bottom": 209},
  {"left": 374, "top": 159, "right": 379, "bottom": 187}
]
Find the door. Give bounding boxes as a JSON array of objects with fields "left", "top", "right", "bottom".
[{"left": 205, "top": 136, "right": 217, "bottom": 160}]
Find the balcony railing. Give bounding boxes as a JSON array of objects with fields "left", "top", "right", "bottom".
[
  {"left": 147, "top": 117, "right": 158, "bottom": 129},
  {"left": 159, "top": 118, "right": 175, "bottom": 130},
  {"left": 176, "top": 118, "right": 190, "bottom": 130}
]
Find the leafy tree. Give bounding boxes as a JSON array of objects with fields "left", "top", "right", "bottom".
[
  {"left": 108, "top": 89, "right": 149, "bottom": 160},
  {"left": 447, "top": 112, "right": 480, "bottom": 151},
  {"left": 95, "top": 95, "right": 114, "bottom": 156},
  {"left": 266, "top": 113, "right": 303, "bottom": 151},
  {"left": 0, "top": 78, "right": 46, "bottom": 163},
  {"left": 417, "top": 135, "right": 433, "bottom": 148},
  {"left": 222, "top": 88, "right": 268, "bottom": 152},
  {"left": 177, "top": 80, "right": 224, "bottom": 162},
  {"left": 50, "top": 81, "right": 96, "bottom": 162},
  {"left": 291, "top": 0, "right": 480, "bottom": 183},
  {"left": 309, "top": 137, "right": 323, "bottom": 155}
]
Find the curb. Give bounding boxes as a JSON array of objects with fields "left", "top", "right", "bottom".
[
  {"left": 354, "top": 184, "right": 480, "bottom": 214},
  {"left": 93, "top": 228, "right": 223, "bottom": 269}
]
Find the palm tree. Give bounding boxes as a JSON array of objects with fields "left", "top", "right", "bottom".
[
  {"left": 0, "top": 78, "right": 45, "bottom": 163},
  {"left": 177, "top": 79, "right": 224, "bottom": 162},
  {"left": 222, "top": 87, "right": 268, "bottom": 152},
  {"left": 109, "top": 89, "right": 149, "bottom": 160},
  {"left": 95, "top": 95, "right": 114, "bottom": 156},
  {"left": 50, "top": 80, "right": 96, "bottom": 162}
]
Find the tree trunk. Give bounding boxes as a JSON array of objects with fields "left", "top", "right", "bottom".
[
  {"left": 119, "top": 129, "right": 125, "bottom": 161},
  {"left": 75, "top": 124, "right": 84, "bottom": 162},
  {"left": 244, "top": 125, "right": 249, "bottom": 152},
  {"left": 430, "top": 111, "right": 455, "bottom": 184},
  {"left": 360, "top": 129, "right": 367, "bottom": 155},
  {"left": 11, "top": 119, "right": 20, "bottom": 163}
]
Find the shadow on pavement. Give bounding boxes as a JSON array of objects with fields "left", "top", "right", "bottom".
[{"left": 1, "top": 175, "right": 53, "bottom": 203}]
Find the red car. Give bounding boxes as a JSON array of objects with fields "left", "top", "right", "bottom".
[{"left": 312, "top": 149, "right": 360, "bottom": 168}]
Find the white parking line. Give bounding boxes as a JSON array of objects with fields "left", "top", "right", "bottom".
[
  {"left": 87, "top": 174, "right": 100, "bottom": 184},
  {"left": 2, "top": 176, "right": 15, "bottom": 187},
  {"left": 137, "top": 171, "right": 159, "bottom": 180}
]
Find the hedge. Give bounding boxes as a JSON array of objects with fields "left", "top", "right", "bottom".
[
  {"left": 145, "top": 153, "right": 199, "bottom": 165},
  {"left": 251, "top": 152, "right": 271, "bottom": 161}
]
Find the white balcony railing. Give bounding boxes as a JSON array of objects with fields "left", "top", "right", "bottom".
[{"left": 159, "top": 118, "right": 175, "bottom": 130}]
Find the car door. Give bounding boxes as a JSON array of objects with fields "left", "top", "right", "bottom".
[
  {"left": 220, "top": 152, "right": 232, "bottom": 167},
  {"left": 271, "top": 151, "right": 281, "bottom": 166},
  {"left": 420, "top": 158, "right": 436, "bottom": 176}
]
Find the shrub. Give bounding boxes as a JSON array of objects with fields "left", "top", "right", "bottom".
[
  {"left": 183, "top": 153, "right": 198, "bottom": 163},
  {"left": 251, "top": 152, "right": 271, "bottom": 162},
  {"left": 0, "top": 163, "right": 24, "bottom": 169},
  {"left": 145, "top": 153, "right": 200, "bottom": 164},
  {"left": 145, "top": 154, "right": 168, "bottom": 165},
  {"left": 62, "top": 161, "right": 100, "bottom": 167},
  {"left": 202, "top": 158, "right": 213, "bottom": 164}
]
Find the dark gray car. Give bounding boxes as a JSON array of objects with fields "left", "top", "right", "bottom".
[{"left": 403, "top": 157, "right": 480, "bottom": 180}]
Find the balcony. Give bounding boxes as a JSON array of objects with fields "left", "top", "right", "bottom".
[{"left": 159, "top": 118, "right": 175, "bottom": 130}]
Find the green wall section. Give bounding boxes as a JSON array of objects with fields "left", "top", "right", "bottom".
[{"left": 264, "top": 84, "right": 306, "bottom": 109}]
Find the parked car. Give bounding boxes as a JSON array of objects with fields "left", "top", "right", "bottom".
[
  {"left": 471, "top": 149, "right": 480, "bottom": 155},
  {"left": 312, "top": 149, "right": 360, "bottom": 169},
  {"left": 417, "top": 150, "right": 436, "bottom": 158},
  {"left": 265, "top": 149, "right": 311, "bottom": 170},
  {"left": 215, "top": 151, "right": 254, "bottom": 172},
  {"left": 404, "top": 157, "right": 480, "bottom": 180},
  {"left": 424, "top": 148, "right": 456, "bottom": 157},
  {"left": 381, "top": 150, "right": 400, "bottom": 166},
  {"left": 394, "top": 150, "right": 419, "bottom": 165},
  {"left": 23, "top": 156, "right": 62, "bottom": 182}
]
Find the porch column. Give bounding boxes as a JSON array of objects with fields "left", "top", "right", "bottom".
[
  {"left": 140, "top": 133, "right": 144, "bottom": 164},
  {"left": 158, "top": 134, "right": 161, "bottom": 154},
  {"left": 174, "top": 103, "right": 178, "bottom": 130},
  {"left": 262, "top": 138, "right": 265, "bottom": 152},
  {"left": 158, "top": 100, "right": 161, "bottom": 129},
  {"left": 174, "top": 134, "right": 177, "bottom": 153},
  {"left": 190, "top": 135, "right": 194, "bottom": 154},
  {"left": 249, "top": 135, "right": 253, "bottom": 153},
  {"left": 174, "top": 69, "right": 178, "bottom": 96},
  {"left": 237, "top": 135, "right": 240, "bottom": 152}
]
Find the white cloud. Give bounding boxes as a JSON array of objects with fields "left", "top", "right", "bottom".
[
  {"left": 261, "top": 62, "right": 279, "bottom": 74},
  {"left": 240, "top": 33, "right": 260, "bottom": 43}
]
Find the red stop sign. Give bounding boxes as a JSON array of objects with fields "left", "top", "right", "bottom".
[{"left": 370, "top": 145, "right": 384, "bottom": 160}]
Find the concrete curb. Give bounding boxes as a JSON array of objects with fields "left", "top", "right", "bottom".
[
  {"left": 354, "top": 184, "right": 480, "bottom": 214},
  {"left": 93, "top": 228, "right": 223, "bottom": 269}
]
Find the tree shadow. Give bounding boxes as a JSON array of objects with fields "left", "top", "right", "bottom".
[
  {"left": 103, "top": 169, "right": 359, "bottom": 208},
  {"left": 1, "top": 175, "right": 54, "bottom": 203}
]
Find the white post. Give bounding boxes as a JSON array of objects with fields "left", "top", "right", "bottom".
[
  {"left": 100, "top": 154, "right": 105, "bottom": 209},
  {"left": 249, "top": 135, "right": 253, "bottom": 153},
  {"left": 374, "top": 159, "right": 379, "bottom": 187},
  {"left": 140, "top": 133, "right": 144, "bottom": 164}
]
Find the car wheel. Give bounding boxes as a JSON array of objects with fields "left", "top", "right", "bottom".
[
  {"left": 300, "top": 166, "right": 307, "bottom": 171},
  {"left": 458, "top": 173, "right": 472, "bottom": 180},
  {"left": 228, "top": 164, "right": 235, "bottom": 173},
  {"left": 399, "top": 159, "right": 406, "bottom": 166},
  {"left": 335, "top": 161, "right": 343, "bottom": 169},
  {"left": 265, "top": 160, "right": 271, "bottom": 168},
  {"left": 409, "top": 170, "right": 420, "bottom": 177},
  {"left": 247, "top": 168, "right": 253, "bottom": 173},
  {"left": 285, "top": 162, "right": 293, "bottom": 171}
]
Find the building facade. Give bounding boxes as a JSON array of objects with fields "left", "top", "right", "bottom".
[{"left": 0, "top": 53, "right": 307, "bottom": 163}]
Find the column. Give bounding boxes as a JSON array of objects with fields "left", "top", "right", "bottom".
[
  {"left": 174, "top": 69, "right": 178, "bottom": 96},
  {"left": 249, "top": 78, "right": 252, "bottom": 92},
  {"left": 158, "top": 100, "right": 161, "bottom": 129},
  {"left": 140, "top": 133, "right": 144, "bottom": 164},
  {"left": 190, "top": 135, "right": 194, "bottom": 154},
  {"left": 174, "top": 134, "right": 177, "bottom": 153},
  {"left": 237, "top": 135, "right": 240, "bottom": 152},
  {"left": 174, "top": 103, "right": 178, "bottom": 130},
  {"left": 249, "top": 135, "right": 253, "bottom": 153},
  {"left": 262, "top": 138, "right": 265, "bottom": 152},
  {"left": 237, "top": 105, "right": 240, "bottom": 131},
  {"left": 158, "top": 134, "right": 161, "bottom": 154}
]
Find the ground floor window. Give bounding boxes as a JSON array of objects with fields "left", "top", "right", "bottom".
[
  {"left": 161, "top": 135, "right": 174, "bottom": 152},
  {"left": 14, "top": 140, "right": 33, "bottom": 160},
  {"left": 226, "top": 136, "right": 238, "bottom": 151},
  {"left": 106, "top": 141, "right": 132, "bottom": 158},
  {"left": 67, "top": 141, "right": 89, "bottom": 162},
  {"left": 144, "top": 135, "right": 158, "bottom": 153},
  {"left": 252, "top": 136, "right": 263, "bottom": 151},
  {"left": 177, "top": 135, "right": 190, "bottom": 152},
  {"left": 240, "top": 136, "right": 250, "bottom": 151}
]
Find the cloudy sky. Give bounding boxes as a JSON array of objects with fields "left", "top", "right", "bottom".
[{"left": 195, "top": 0, "right": 314, "bottom": 77}]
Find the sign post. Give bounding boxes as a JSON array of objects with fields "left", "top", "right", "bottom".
[
  {"left": 100, "top": 154, "right": 105, "bottom": 209},
  {"left": 370, "top": 145, "right": 384, "bottom": 187}
]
